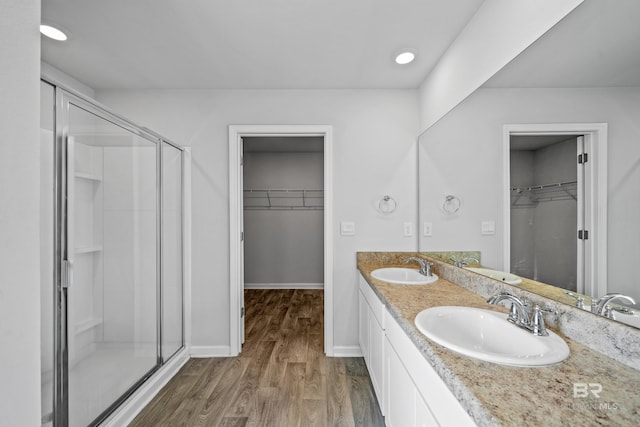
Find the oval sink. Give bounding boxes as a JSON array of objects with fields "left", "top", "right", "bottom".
[
  {"left": 371, "top": 268, "right": 438, "bottom": 285},
  {"left": 415, "top": 306, "right": 569, "bottom": 367},
  {"left": 465, "top": 267, "right": 522, "bottom": 285}
]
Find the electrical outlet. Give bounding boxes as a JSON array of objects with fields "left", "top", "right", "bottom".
[{"left": 403, "top": 222, "right": 413, "bottom": 237}]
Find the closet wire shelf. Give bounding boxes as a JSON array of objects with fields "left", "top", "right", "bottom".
[
  {"left": 244, "top": 189, "right": 324, "bottom": 210},
  {"left": 511, "top": 180, "right": 577, "bottom": 208}
]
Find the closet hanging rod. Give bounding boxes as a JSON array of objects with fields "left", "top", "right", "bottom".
[
  {"left": 511, "top": 179, "right": 577, "bottom": 192},
  {"left": 243, "top": 189, "right": 324, "bottom": 210}
]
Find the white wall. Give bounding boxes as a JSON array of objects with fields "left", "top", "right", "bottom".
[
  {"left": 243, "top": 151, "right": 324, "bottom": 285},
  {"left": 418, "top": 0, "right": 583, "bottom": 133},
  {"left": 0, "top": 0, "right": 42, "bottom": 425},
  {"left": 96, "top": 89, "right": 419, "bottom": 351},
  {"left": 418, "top": 86, "right": 640, "bottom": 303}
]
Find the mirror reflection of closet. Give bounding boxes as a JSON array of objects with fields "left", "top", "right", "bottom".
[{"left": 510, "top": 135, "right": 584, "bottom": 293}]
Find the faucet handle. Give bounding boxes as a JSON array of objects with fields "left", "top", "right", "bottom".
[
  {"left": 531, "top": 305, "right": 550, "bottom": 336},
  {"left": 604, "top": 305, "right": 634, "bottom": 319},
  {"left": 564, "top": 291, "right": 586, "bottom": 309}
]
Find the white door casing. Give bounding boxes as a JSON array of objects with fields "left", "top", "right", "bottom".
[{"left": 229, "top": 125, "right": 334, "bottom": 356}]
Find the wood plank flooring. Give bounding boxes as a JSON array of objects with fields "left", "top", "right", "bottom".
[{"left": 129, "top": 289, "right": 384, "bottom": 427}]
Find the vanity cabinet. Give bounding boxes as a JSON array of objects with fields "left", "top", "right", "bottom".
[
  {"left": 359, "top": 274, "right": 476, "bottom": 427},
  {"left": 384, "top": 309, "right": 476, "bottom": 427},
  {"left": 385, "top": 335, "right": 438, "bottom": 427},
  {"left": 358, "top": 276, "right": 386, "bottom": 412}
]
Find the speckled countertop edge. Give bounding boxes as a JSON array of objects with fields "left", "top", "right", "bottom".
[{"left": 357, "top": 252, "right": 640, "bottom": 427}]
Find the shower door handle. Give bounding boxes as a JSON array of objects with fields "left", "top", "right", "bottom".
[{"left": 62, "top": 259, "right": 74, "bottom": 289}]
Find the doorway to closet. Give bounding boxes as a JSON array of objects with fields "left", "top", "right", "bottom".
[
  {"left": 243, "top": 137, "right": 324, "bottom": 289},
  {"left": 503, "top": 123, "right": 607, "bottom": 299},
  {"left": 229, "top": 125, "right": 334, "bottom": 356}
]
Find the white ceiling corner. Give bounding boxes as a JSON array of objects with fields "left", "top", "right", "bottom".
[{"left": 41, "top": 0, "right": 484, "bottom": 90}]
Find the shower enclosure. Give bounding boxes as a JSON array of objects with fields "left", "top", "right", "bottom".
[{"left": 41, "top": 81, "right": 186, "bottom": 427}]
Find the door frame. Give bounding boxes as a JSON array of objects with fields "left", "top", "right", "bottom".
[
  {"left": 502, "top": 123, "right": 607, "bottom": 298},
  {"left": 229, "top": 125, "right": 334, "bottom": 356}
]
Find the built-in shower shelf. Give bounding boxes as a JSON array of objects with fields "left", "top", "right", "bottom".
[
  {"left": 75, "top": 171, "right": 102, "bottom": 182},
  {"left": 74, "top": 317, "right": 103, "bottom": 334},
  {"left": 75, "top": 245, "right": 103, "bottom": 254}
]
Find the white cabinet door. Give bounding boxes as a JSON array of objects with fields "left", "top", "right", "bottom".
[
  {"left": 359, "top": 291, "right": 370, "bottom": 363},
  {"left": 385, "top": 337, "right": 416, "bottom": 427},
  {"left": 385, "top": 309, "right": 476, "bottom": 427},
  {"left": 369, "top": 312, "right": 385, "bottom": 402},
  {"left": 359, "top": 279, "right": 386, "bottom": 413},
  {"left": 415, "top": 392, "right": 439, "bottom": 427}
]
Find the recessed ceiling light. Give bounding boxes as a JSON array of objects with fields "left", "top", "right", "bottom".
[
  {"left": 395, "top": 49, "right": 416, "bottom": 65},
  {"left": 40, "top": 23, "right": 69, "bottom": 41}
]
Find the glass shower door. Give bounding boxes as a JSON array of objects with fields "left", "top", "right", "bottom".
[{"left": 63, "top": 99, "right": 159, "bottom": 427}]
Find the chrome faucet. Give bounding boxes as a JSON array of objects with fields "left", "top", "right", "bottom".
[
  {"left": 405, "top": 257, "right": 433, "bottom": 277},
  {"left": 449, "top": 256, "right": 480, "bottom": 267},
  {"left": 591, "top": 293, "right": 636, "bottom": 319},
  {"left": 487, "top": 292, "right": 553, "bottom": 336},
  {"left": 487, "top": 292, "right": 530, "bottom": 325}
]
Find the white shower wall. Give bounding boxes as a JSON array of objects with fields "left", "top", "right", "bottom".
[{"left": 102, "top": 146, "right": 158, "bottom": 344}]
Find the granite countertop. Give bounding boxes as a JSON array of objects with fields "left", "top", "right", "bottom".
[{"left": 357, "top": 253, "right": 640, "bottom": 427}]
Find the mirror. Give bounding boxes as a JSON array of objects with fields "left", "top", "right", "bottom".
[{"left": 418, "top": 0, "right": 640, "bottom": 328}]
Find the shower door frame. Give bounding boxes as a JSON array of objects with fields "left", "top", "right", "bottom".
[{"left": 52, "top": 86, "right": 187, "bottom": 427}]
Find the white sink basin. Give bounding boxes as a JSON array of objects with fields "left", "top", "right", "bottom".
[
  {"left": 371, "top": 268, "right": 438, "bottom": 285},
  {"left": 414, "top": 306, "right": 570, "bottom": 367},
  {"left": 465, "top": 267, "right": 522, "bottom": 285}
]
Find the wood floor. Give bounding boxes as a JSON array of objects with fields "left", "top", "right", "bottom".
[{"left": 129, "top": 289, "right": 385, "bottom": 427}]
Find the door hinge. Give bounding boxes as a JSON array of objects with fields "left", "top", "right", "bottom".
[
  {"left": 578, "top": 153, "right": 588, "bottom": 164},
  {"left": 241, "top": 231, "right": 244, "bottom": 241},
  {"left": 241, "top": 307, "right": 245, "bottom": 317},
  {"left": 578, "top": 229, "right": 589, "bottom": 240}
]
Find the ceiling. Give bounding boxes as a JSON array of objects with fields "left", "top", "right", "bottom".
[
  {"left": 41, "top": 0, "right": 483, "bottom": 90},
  {"left": 485, "top": 0, "right": 640, "bottom": 88}
]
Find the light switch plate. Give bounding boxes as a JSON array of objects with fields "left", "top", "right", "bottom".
[
  {"left": 403, "top": 222, "right": 413, "bottom": 237},
  {"left": 423, "top": 222, "right": 433, "bottom": 237},
  {"left": 481, "top": 220, "right": 496, "bottom": 235},
  {"left": 340, "top": 221, "right": 356, "bottom": 236}
]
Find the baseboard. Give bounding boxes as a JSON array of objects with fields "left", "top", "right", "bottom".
[
  {"left": 332, "top": 345, "right": 363, "bottom": 357},
  {"left": 190, "top": 345, "right": 233, "bottom": 357},
  {"left": 244, "top": 282, "right": 324, "bottom": 289},
  {"left": 101, "top": 348, "right": 189, "bottom": 427}
]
